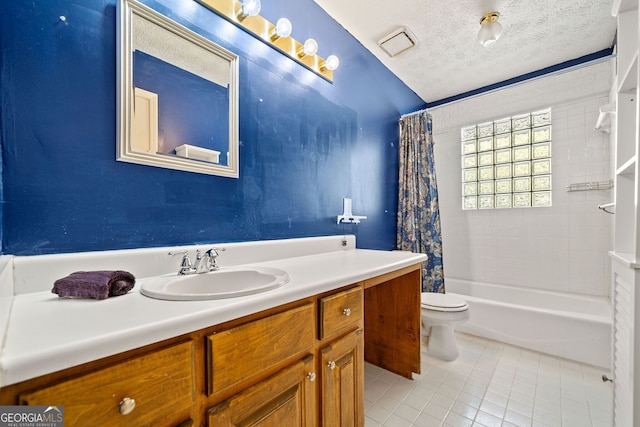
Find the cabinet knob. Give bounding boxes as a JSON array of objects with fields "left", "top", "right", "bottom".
[
  {"left": 307, "top": 372, "right": 316, "bottom": 382},
  {"left": 343, "top": 308, "right": 351, "bottom": 316},
  {"left": 119, "top": 397, "right": 136, "bottom": 415},
  {"left": 327, "top": 361, "right": 336, "bottom": 370}
]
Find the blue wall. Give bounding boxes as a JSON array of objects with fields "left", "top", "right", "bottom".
[{"left": 0, "top": 0, "right": 425, "bottom": 255}]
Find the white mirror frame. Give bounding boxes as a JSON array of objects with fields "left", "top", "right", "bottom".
[{"left": 117, "top": 0, "right": 239, "bottom": 177}]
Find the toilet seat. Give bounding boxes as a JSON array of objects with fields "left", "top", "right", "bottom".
[{"left": 421, "top": 293, "right": 468, "bottom": 312}]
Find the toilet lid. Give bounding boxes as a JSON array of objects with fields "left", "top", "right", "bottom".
[{"left": 421, "top": 293, "right": 468, "bottom": 312}]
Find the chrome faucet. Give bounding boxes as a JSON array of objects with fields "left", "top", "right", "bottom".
[
  {"left": 194, "top": 248, "right": 225, "bottom": 273},
  {"left": 169, "top": 250, "right": 193, "bottom": 275},
  {"left": 169, "top": 248, "right": 225, "bottom": 275}
]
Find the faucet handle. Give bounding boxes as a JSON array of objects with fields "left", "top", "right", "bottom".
[
  {"left": 205, "top": 247, "right": 226, "bottom": 257},
  {"left": 204, "top": 247, "right": 226, "bottom": 271},
  {"left": 169, "top": 250, "right": 193, "bottom": 274}
]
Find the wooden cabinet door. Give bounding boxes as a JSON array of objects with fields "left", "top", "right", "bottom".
[
  {"left": 320, "top": 329, "right": 364, "bottom": 427},
  {"left": 207, "top": 355, "right": 316, "bottom": 426}
]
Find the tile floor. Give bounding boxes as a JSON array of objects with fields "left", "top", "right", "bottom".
[{"left": 364, "top": 332, "right": 612, "bottom": 427}]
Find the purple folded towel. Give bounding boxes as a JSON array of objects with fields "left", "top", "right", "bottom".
[{"left": 52, "top": 270, "right": 136, "bottom": 300}]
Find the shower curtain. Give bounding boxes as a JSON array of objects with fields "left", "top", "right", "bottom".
[{"left": 397, "top": 112, "right": 445, "bottom": 293}]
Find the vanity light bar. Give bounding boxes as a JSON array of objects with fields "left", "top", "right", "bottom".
[{"left": 196, "top": 0, "right": 335, "bottom": 82}]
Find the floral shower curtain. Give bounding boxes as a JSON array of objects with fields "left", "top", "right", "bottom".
[{"left": 397, "top": 112, "right": 445, "bottom": 293}]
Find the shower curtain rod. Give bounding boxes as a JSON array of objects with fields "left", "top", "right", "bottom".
[{"left": 400, "top": 108, "right": 428, "bottom": 118}]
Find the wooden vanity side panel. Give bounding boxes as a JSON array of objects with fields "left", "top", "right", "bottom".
[
  {"left": 363, "top": 269, "right": 421, "bottom": 379},
  {"left": 207, "top": 302, "right": 315, "bottom": 396}
]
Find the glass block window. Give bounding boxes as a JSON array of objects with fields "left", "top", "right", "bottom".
[{"left": 461, "top": 109, "right": 552, "bottom": 210}]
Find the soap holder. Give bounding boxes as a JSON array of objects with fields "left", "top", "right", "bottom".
[
  {"left": 337, "top": 198, "right": 367, "bottom": 224},
  {"left": 338, "top": 215, "right": 367, "bottom": 224}
]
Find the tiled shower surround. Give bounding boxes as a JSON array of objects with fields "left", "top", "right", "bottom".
[{"left": 430, "top": 60, "right": 613, "bottom": 297}]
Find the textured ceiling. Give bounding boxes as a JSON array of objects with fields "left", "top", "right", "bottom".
[{"left": 314, "top": 0, "right": 618, "bottom": 104}]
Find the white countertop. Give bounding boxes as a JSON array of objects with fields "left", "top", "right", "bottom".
[{"left": 0, "top": 247, "right": 426, "bottom": 387}]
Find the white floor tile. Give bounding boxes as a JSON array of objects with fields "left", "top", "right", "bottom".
[
  {"left": 454, "top": 391, "right": 480, "bottom": 408},
  {"left": 483, "top": 390, "right": 508, "bottom": 407},
  {"left": 532, "top": 405, "right": 562, "bottom": 426},
  {"left": 383, "top": 414, "right": 414, "bottom": 427},
  {"left": 403, "top": 392, "right": 430, "bottom": 411},
  {"left": 474, "top": 409, "right": 503, "bottom": 426},
  {"left": 363, "top": 332, "right": 611, "bottom": 427},
  {"left": 413, "top": 412, "right": 444, "bottom": 427},
  {"left": 429, "top": 392, "right": 455, "bottom": 410},
  {"left": 366, "top": 403, "right": 394, "bottom": 424},
  {"left": 507, "top": 398, "right": 534, "bottom": 418},
  {"left": 422, "top": 400, "right": 451, "bottom": 421},
  {"left": 451, "top": 400, "right": 479, "bottom": 421},
  {"left": 479, "top": 399, "right": 506, "bottom": 419},
  {"left": 364, "top": 416, "right": 382, "bottom": 427},
  {"left": 443, "top": 410, "right": 474, "bottom": 427},
  {"left": 394, "top": 402, "right": 421, "bottom": 423},
  {"left": 504, "top": 408, "right": 533, "bottom": 426}
]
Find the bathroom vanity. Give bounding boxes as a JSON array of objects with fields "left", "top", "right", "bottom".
[{"left": 0, "top": 236, "right": 426, "bottom": 426}]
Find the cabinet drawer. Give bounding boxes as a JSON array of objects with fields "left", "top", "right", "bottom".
[
  {"left": 319, "top": 286, "right": 363, "bottom": 339},
  {"left": 207, "top": 303, "right": 315, "bottom": 395},
  {"left": 20, "top": 341, "right": 195, "bottom": 427}
]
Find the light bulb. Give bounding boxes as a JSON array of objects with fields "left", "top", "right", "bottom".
[
  {"left": 478, "top": 21, "right": 502, "bottom": 46},
  {"left": 323, "top": 55, "right": 340, "bottom": 71},
  {"left": 240, "top": 0, "right": 261, "bottom": 18},
  {"left": 274, "top": 18, "right": 292, "bottom": 39},
  {"left": 477, "top": 12, "right": 502, "bottom": 47},
  {"left": 302, "top": 38, "right": 318, "bottom": 56}
]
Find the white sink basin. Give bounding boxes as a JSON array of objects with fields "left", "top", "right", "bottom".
[{"left": 140, "top": 266, "right": 290, "bottom": 301}]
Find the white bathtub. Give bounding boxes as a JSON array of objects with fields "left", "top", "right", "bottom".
[{"left": 446, "top": 278, "right": 611, "bottom": 369}]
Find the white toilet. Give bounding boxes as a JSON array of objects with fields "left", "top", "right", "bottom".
[{"left": 421, "top": 292, "right": 470, "bottom": 361}]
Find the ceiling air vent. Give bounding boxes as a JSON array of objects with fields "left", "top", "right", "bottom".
[{"left": 378, "top": 27, "right": 418, "bottom": 57}]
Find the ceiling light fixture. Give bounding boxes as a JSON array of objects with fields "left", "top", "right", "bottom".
[{"left": 477, "top": 11, "right": 502, "bottom": 47}]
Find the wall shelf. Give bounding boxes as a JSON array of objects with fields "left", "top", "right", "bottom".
[
  {"left": 619, "top": 52, "right": 638, "bottom": 93},
  {"left": 566, "top": 180, "right": 614, "bottom": 192},
  {"left": 616, "top": 155, "right": 637, "bottom": 175},
  {"left": 612, "top": 0, "right": 638, "bottom": 17},
  {"left": 610, "top": 250, "right": 640, "bottom": 269}
]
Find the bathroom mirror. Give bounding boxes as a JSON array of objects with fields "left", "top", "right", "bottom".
[{"left": 117, "top": 0, "right": 239, "bottom": 177}]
